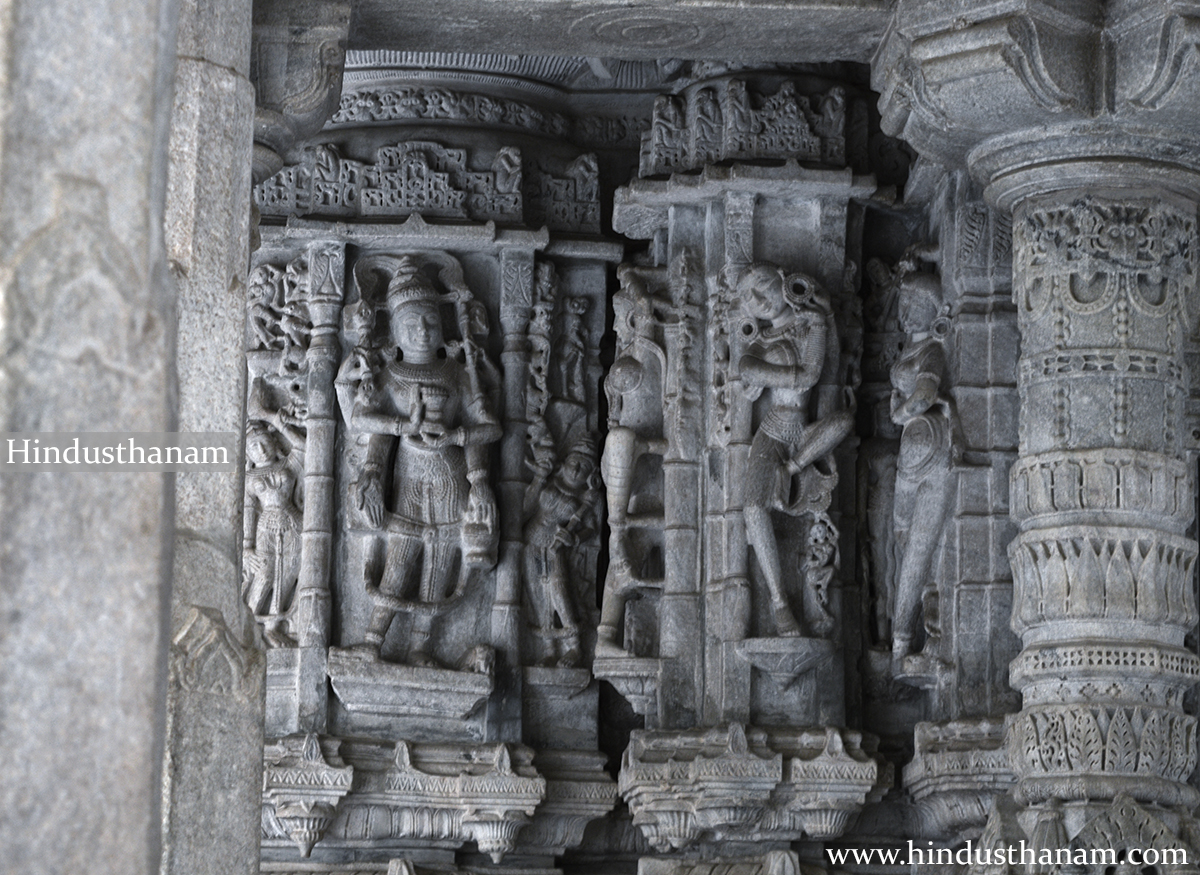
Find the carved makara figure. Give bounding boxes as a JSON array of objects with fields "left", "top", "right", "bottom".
[
  {"left": 348, "top": 257, "right": 502, "bottom": 666},
  {"left": 736, "top": 264, "right": 853, "bottom": 636},
  {"left": 243, "top": 420, "right": 305, "bottom": 646},
  {"left": 888, "top": 250, "right": 959, "bottom": 670},
  {"left": 522, "top": 441, "right": 598, "bottom": 667}
]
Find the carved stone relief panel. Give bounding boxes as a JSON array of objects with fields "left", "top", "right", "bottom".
[
  {"left": 600, "top": 68, "right": 888, "bottom": 851},
  {"left": 248, "top": 214, "right": 618, "bottom": 865},
  {"left": 232, "top": 49, "right": 1074, "bottom": 875},
  {"left": 254, "top": 142, "right": 601, "bottom": 234}
]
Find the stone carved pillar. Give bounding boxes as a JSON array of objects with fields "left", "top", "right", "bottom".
[
  {"left": 161, "top": 0, "right": 265, "bottom": 868},
  {"left": 1005, "top": 191, "right": 1200, "bottom": 814},
  {"left": 294, "top": 240, "right": 344, "bottom": 732},
  {"left": 490, "top": 247, "right": 536, "bottom": 743},
  {"left": 0, "top": 0, "right": 178, "bottom": 870},
  {"left": 876, "top": 0, "right": 1200, "bottom": 843}
]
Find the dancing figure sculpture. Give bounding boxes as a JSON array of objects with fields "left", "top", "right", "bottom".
[{"left": 736, "top": 264, "right": 853, "bottom": 636}]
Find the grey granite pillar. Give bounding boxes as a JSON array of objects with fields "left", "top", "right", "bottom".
[
  {"left": 876, "top": 0, "right": 1200, "bottom": 842},
  {"left": 160, "top": 0, "right": 265, "bottom": 870},
  {"left": 0, "top": 0, "right": 179, "bottom": 869}
]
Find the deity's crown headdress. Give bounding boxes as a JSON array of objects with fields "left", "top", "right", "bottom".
[{"left": 386, "top": 256, "right": 440, "bottom": 313}]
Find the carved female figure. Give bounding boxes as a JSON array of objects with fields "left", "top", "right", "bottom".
[
  {"left": 243, "top": 421, "right": 304, "bottom": 647},
  {"left": 737, "top": 264, "right": 853, "bottom": 636},
  {"left": 351, "top": 259, "right": 502, "bottom": 665},
  {"left": 889, "top": 260, "right": 959, "bottom": 669},
  {"left": 522, "top": 442, "right": 597, "bottom": 667}
]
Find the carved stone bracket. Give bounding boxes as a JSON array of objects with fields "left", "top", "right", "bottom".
[
  {"left": 619, "top": 724, "right": 887, "bottom": 850},
  {"left": 251, "top": 0, "right": 350, "bottom": 183},
  {"left": 264, "top": 734, "right": 355, "bottom": 857},
  {"left": 592, "top": 655, "right": 662, "bottom": 720},
  {"left": 336, "top": 741, "right": 545, "bottom": 862},
  {"left": 903, "top": 719, "right": 1014, "bottom": 842}
]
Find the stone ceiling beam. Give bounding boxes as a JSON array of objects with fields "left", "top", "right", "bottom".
[{"left": 346, "top": 0, "right": 891, "bottom": 63}]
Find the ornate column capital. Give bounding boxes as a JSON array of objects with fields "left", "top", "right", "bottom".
[{"left": 874, "top": 0, "right": 1200, "bottom": 206}]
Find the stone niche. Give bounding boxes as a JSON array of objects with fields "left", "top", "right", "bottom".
[{"left": 238, "top": 50, "right": 1038, "bottom": 875}]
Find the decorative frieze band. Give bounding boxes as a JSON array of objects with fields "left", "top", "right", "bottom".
[
  {"left": 638, "top": 79, "right": 846, "bottom": 178},
  {"left": 1008, "top": 528, "right": 1198, "bottom": 634},
  {"left": 254, "top": 142, "right": 600, "bottom": 233},
  {"left": 1010, "top": 642, "right": 1200, "bottom": 686},
  {"left": 1019, "top": 350, "right": 1183, "bottom": 386},
  {"left": 1009, "top": 449, "right": 1192, "bottom": 531},
  {"left": 329, "top": 85, "right": 648, "bottom": 148},
  {"left": 1009, "top": 704, "right": 1198, "bottom": 793}
]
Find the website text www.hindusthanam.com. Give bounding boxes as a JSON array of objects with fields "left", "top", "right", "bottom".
[{"left": 826, "top": 840, "right": 1189, "bottom": 868}]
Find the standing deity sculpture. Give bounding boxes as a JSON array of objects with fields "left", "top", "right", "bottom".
[
  {"left": 735, "top": 264, "right": 853, "bottom": 636},
  {"left": 346, "top": 257, "right": 502, "bottom": 666},
  {"left": 888, "top": 249, "right": 959, "bottom": 671},
  {"left": 243, "top": 420, "right": 305, "bottom": 646}
]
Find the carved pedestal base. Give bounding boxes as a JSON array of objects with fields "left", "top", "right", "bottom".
[
  {"left": 734, "top": 637, "right": 833, "bottom": 685},
  {"left": 327, "top": 648, "right": 493, "bottom": 737}
]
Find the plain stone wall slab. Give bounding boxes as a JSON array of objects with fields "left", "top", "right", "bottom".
[{"left": 0, "top": 0, "right": 179, "bottom": 871}]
